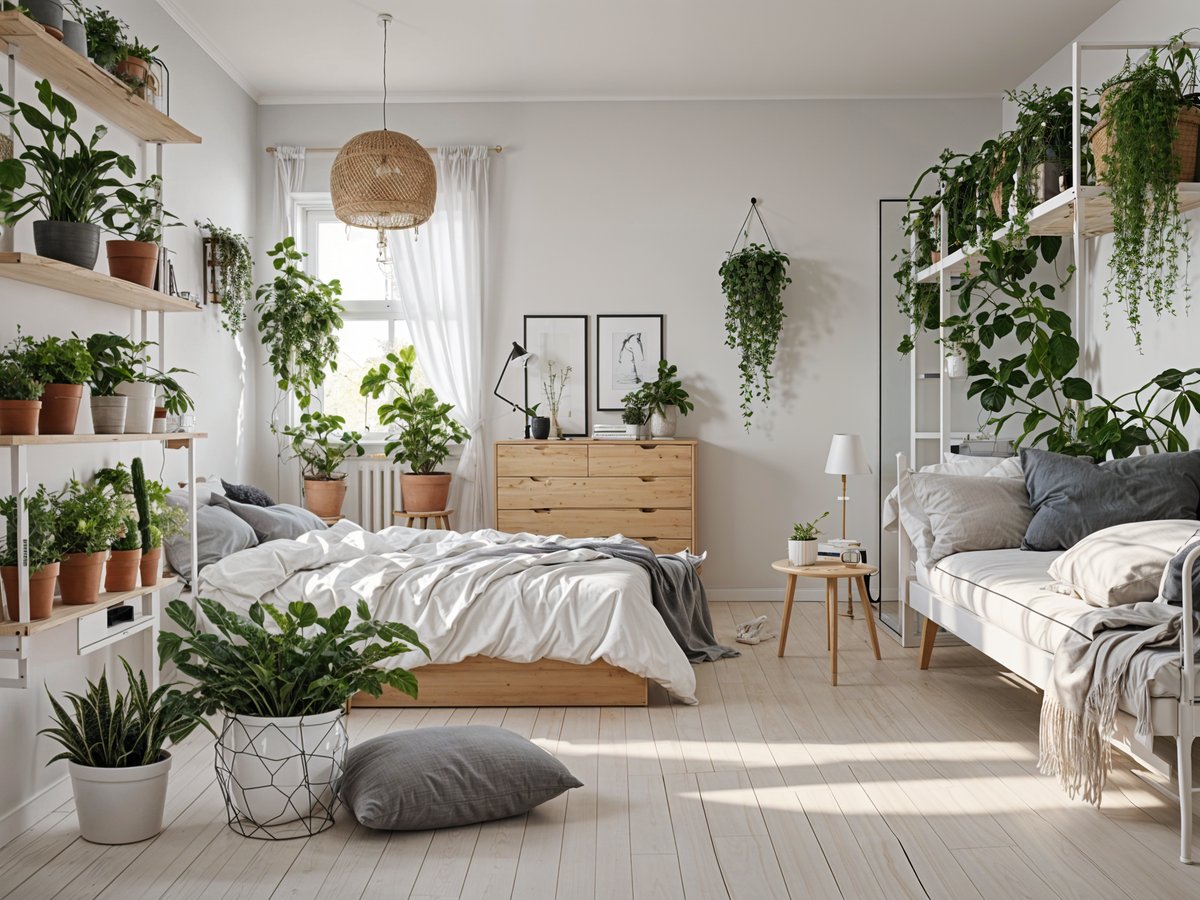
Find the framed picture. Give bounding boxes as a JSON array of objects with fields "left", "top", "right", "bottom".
[
  {"left": 523, "top": 315, "right": 589, "bottom": 437},
  {"left": 596, "top": 314, "right": 664, "bottom": 410}
]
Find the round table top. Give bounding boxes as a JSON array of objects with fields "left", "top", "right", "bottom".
[{"left": 771, "top": 559, "right": 878, "bottom": 578}]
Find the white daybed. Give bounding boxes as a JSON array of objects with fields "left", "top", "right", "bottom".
[{"left": 896, "top": 453, "right": 1199, "bottom": 864}]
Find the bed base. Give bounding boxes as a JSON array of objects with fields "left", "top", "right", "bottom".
[{"left": 353, "top": 656, "right": 649, "bottom": 708}]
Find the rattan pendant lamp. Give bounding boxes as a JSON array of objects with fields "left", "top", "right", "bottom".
[{"left": 330, "top": 13, "right": 435, "bottom": 242}]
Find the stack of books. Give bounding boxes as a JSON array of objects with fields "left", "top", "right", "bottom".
[
  {"left": 818, "top": 538, "right": 861, "bottom": 561},
  {"left": 592, "top": 424, "right": 637, "bottom": 440}
]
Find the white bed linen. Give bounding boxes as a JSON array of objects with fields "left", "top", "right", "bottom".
[{"left": 196, "top": 520, "right": 698, "bottom": 703}]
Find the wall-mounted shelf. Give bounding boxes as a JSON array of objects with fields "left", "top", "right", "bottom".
[
  {"left": 0, "top": 578, "right": 176, "bottom": 637},
  {"left": 0, "top": 431, "right": 206, "bottom": 447},
  {"left": 0, "top": 11, "right": 200, "bottom": 144},
  {"left": 0, "top": 253, "right": 201, "bottom": 312}
]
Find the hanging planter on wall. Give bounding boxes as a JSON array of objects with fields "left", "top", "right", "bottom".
[{"left": 719, "top": 198, "right": 792, "bottom": 430}]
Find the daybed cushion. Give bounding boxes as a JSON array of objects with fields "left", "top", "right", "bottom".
[
  {"left": 162, "top": 492, "right": 258, "bottom": 583},
  {"left": 210, "top": 494, "right": 327, "bottom": 543},
  {"left": 220, "top": 479, "right": 275, "bottom": 507},
  {"left": 1021, "top": 448, "right": 1200, "bottom": 551},
  {"left": 908, "top": 472, "right": 1032, "bottom": 564},
  {"left": 1047, "top": 520, "right": 1200, "bottom": 607},
  {"left": 1161, "top": 539, "right": 1200, "bottom": 607},
  {"left": 338, "top": 726, "right": 582, "bottom": 830}
]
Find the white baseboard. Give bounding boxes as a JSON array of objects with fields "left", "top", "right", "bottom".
[
  {"left": 707, "top": 587, "right": 825, "bottom": 603},
  {"left": 0, "top": 774, "right": 70, "bottom": 845}
]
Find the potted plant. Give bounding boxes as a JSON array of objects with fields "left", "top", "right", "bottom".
[
  {"left": 129, "top": 458, "right": 183, "bottom": 587},
  {"left": 361, "top": 345, "right": 469, "bottom": 514},
  {"left": 541, "top": 361, "right": 572, "bottom": 440},
  {"left": 102, "top": 174, "right": 178, "bottom": 287},
  {"left": 788, "top": 512, "right": 828, "bottom": 566},
  {"left": 41, "top": 658, "right": 205, "bottom": 844},
  {"left": 104, "top": 517, "right": 140, "bottom": 592},
  {"left": 21, "top": 334, "right": 92, "bottom": 434},
  {"left": 719, "top": 241, "right": 791, "bottom": 430},
  {"left": 621, "top": 405, "right": 647, "bottom": 438},
  {"left": 24, "top": 1, "right": 63, "bottom": 38},
  {"left": 55, "top": 477, "right": 122, "bottom": 604},
  {"left": 159, "top": 597, "right": 426, "bottom": 836},
  {"left": 525, "top": 402, "right": 550, "bottom": 440},
  {"left": 0, "top": 486, "right": 59, "bottom": 620},
  {"left": 61, "top": 12, "right": 86, "bottom": 57},
  {"left": 112, "top": 37, "right": 156, "bottom": 98},
  {"left": 638, "top": 359, "right": 694, "bottom": 438},
  {"left": 0, "top": 351, "right": 43, "bottom": 435},
  {"left": 85, "top": 332, "right": 193, "bottom": 434},
  {"left": 197, "top": 220, "right": 254, "bottom": 335},
  {"left": 0, "top": 79, "right": 136, "bottom": 268},
  {"left": 71, "top": 3, "right": 127, "bottom": 70},
  {"left": 280, "top": 411, "right": 365, "bottom": 519}
]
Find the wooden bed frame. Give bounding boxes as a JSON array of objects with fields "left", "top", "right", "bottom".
[{"left": 353, "top": 656, "right": 649, "bottom": 708}]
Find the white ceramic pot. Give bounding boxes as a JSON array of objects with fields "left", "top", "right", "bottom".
[
  {"left": 89, "top": 395, "right": 128, "bottom": 434},
  {"left": 649, "top": 405, "right": 678, "bottom": 438},
  {"left": 788, "top": 539, "right": 818, "bottom": 566},
  {"left": 217, "top": 709, "right": 347, "bottom": 829},
  {"left": 116, "top": 381, "right": 157, "bottom": 433},
  {"left": 68, "top": 752, "right": 172, "bottom": 844},
  {"left": 625, "top": 423, "right": 641, "bottom": 436},
  {"left": 945, "top": 352, "right": 968, "bottom": 379}
]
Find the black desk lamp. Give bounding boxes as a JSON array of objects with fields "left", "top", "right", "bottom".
[{"left": 494, "top": 341, "right": 539, "bottom": 438}]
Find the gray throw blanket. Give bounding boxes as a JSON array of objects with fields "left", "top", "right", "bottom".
[{"left": 1039, "top": 601, "right": 1194, "bottom": 804}]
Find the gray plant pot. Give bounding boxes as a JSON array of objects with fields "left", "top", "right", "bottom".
[
  {"left": 90, "top": 395, "right": 128, "bottom": 435},
  {"left": 33, "top": 221, "right": 100, "bottom": 270},
  {"left": 530, "top": 416, "right": 551, "bottom": 440},
  {"left": 24, "top": 0, "right": 64, "bottom": 34},
  {"left": 62, "top": 18, "right": 86, "bottom": 56}
]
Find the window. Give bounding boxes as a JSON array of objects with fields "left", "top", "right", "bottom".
[{"left": 299, "top": 201, "right": 426, "bottom": 437}]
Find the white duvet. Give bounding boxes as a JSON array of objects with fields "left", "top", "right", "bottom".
[{"left": 196, "top": 520, "right": 697, "bottom": 703}]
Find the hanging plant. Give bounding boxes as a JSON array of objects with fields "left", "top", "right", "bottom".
[{"left": 197, "top": 220, "right": 253, "bottom": 336}]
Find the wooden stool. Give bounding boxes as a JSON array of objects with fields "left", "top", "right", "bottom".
[
  {"left": 772, "top": 560, "right": 881, "bottom": 686},
  {"left": 395, "top": 508, "right": 453, "bottom": 530}
]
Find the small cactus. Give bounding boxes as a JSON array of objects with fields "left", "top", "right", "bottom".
[{"left": 131, "top": 457, "right": 151, "bottom": 552}]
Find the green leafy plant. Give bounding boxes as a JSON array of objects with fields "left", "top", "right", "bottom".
[
  {"left": 102, "top": 174, "right": 179, "bottom": 244},
  {"left": 0, "top": 486, "right": 59, "bottom": 570},
  {"left": 40, "top": 658, "right": 206, "bottom": 768},
  {"left": 281, "top": 410, "right": 365, "bottom": 481},
  {"left": 637, "top": 359, "right": 695, "bottom": 417},
  {"left": 719, "top": 243, "right": 791, "bottom": 429},
  {"left": 55, "top": 478, "right": 123, "bottom": 555},
  {"left": 621, "top": 406, "right": 646, "bottom": 426},
  {"left": 791, "top": 512, "right": 829, "bottom": 542},
  {"left": 197, "top": 220, "right": 253, "bottom": 335},
  {"left": 19, "top": 334, "right": 93, "bottom": 385},
  {"left": 122, "top": 37, "right": 156, "bottom": 63},
  {"left": 0, "top": 355, "right": 41, "bottom": 400},
  {"left": 159, "top": 597, "right": 429, "bottom": 717},
  {"left": 83, "top": 332, "right": 193, "bottom": 412},
  {"left": 255, "top": 237, "right": 343, "bottom": 409},
  {"left": 71, "top": 3, "right": 128, "bottom": 70},
  {"left": 360, "top": 345, "right": 469, "bottom": 474}
]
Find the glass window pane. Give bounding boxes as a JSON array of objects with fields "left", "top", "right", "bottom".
[
  {"left": 315, "top": 221, "right": 392, "bottom": 307},
  {"left": 324, "top": 319, "right": 428, "bottom": 433}
]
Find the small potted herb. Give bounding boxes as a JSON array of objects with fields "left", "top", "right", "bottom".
[
  {"left": 105, "top": 517, "right": 141, "bottom": 592},
  {"left": 621, "top": 405, "right": 647, "bottom": 438},
  {"left": 280, "top": 410, "right": 365, "bottom": 519},
  {"left": 0, "top": 350, "right": 43, "bottom": 435},
  {"left": 638, "top": 359, "right": 694, "bottom": 438},
  {"left": 85, "top": 333, "right": 193, "bottom": 434},
  {"left": 0, "top": 486, "right": 60, "bottom": 620},
  {"left": 113, "top": 37, "right": 156, "bottom": 98},
  {"left": 55, "top": 478, "right": 123, "bottom": 605},
  {"left": 788, "top": 512, "right": 828, "bottom": 567},
  {"left": 102, "top": 174, "right": 179, "bottom": 287},
  {"left": 71, "top": 2, "right": 127, "bottom": 69},
  {"left": 21, "top": 334, "right": 93, "bottom": 434}
]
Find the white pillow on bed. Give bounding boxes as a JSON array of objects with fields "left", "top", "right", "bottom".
[
  {"left": 908, "top": 472, "right": 1032, "bottom": 565},
  {"left": 1047, "top": 519, "right": 1200, "bottom": 607}
]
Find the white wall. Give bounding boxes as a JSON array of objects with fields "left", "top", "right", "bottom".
[
  {"left": 1014, "top": 0, "right": 1200, "bottom": 446},
  {"left": 0, "top": 0, "right": 256, "bottom": 831},
  {"left": 257, "top": 97, "right": 1001, "bottom": 598}
]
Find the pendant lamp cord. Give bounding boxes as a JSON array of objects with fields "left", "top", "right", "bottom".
[
  {"left": 381, "top": 16, "right": 389, "bottom": 131},
  {"left": 728, "top": 197, "right": 777, "bottom": 255}
]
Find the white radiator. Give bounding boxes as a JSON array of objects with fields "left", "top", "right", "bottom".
[{"left": 349, "top": 455, "right": 401, "bottom": 532}]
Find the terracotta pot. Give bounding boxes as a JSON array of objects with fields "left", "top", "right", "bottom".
[
  {"left": 90, "top": 395, "right": 127, "bottom": 434},
  {"left": 303, "top": 479, "right": 347, "bottom": 519},
  {"left": 60, "top": 551, "right": 108, "bottom": 605},
  {"left": 0, "top": 399, "right": 41, "bottom": 435},
  {"left": 105, "top": 548, "right": 141, "bottom": 593},
  {"left": 400, "top": 473, "right": 452, "bottom": 514},
  {"left": 139, "top": 547, "right": 163, "bottom": 587},
  {"left": 38, "top": 383, "right": 83, "bottom": 435},
  {"left": 1, "top": 562, "right": 58, "bottom": 621},
  {"left": 114, "top": 56, "right": 149, "bottom": 85},
  {"left": 105, "top": 240, "right": 159, "bottom": 288}
]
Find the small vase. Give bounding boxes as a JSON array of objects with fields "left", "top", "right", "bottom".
[{"left": 550, "top": 411, "right": 563, "bottom": 440}]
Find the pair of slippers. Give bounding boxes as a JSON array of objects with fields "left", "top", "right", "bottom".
[{"left": 735, "top": 615, "right": 777, "bottom": 645}]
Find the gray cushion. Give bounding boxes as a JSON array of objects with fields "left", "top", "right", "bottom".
[
  {"left": 220, "top": 479, "right": 275, "bottom": 507},
  {"left": 1161, "top": 539, "right": 1200, "bottom": 606},
  {"left": 338, "top": 726, "right": 582, "bottom": 831},
  {"left": 908, "top": 472, "right": 1032, "bottom": 564},
  {"left": 1021, "top": 449, "right": 1200, "bottom": 551},
  {"left": 210, "top": 494, "right": 327, "bottom": 543},
  {"left": 162, "top": 493, "right": 258, "bottom": 584}
]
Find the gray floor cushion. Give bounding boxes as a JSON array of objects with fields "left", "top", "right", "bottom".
[
  {"left": 338, "top": 726, "right": 583, "bottom": 830},
  {"left": 210, "top": 494, "right": 327, "bottom": 543}
]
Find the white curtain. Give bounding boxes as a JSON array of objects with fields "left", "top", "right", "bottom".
[
  {"left": 272, "top": 146, "right": 306, "bottom": 240},
  {"left": 389, "top": 146, "right": 490, "bottom": 530}
]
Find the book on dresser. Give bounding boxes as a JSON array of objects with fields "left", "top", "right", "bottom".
[{"left": 493, "top": 439, "right": 698, "bottom": 554}]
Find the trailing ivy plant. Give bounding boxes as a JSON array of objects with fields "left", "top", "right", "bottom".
[
  {"left": 719, "top": 242, "right": 791, "bottom": 429},
  {"left": 197, "top": 220, "right": 253, "bottom": 336}
]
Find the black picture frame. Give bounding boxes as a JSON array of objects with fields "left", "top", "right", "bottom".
[
  {"left": 522, "top": 315, "right": 590, "bottom": 437},
  {"left": 595, "top": 314, "right": 665, "bottom": 411}
]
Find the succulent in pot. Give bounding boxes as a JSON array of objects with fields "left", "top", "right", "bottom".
[
  {"left": 18, "top": 333, "right": 92, "bottom": 434},
  {"left": 0, "top": 486, "right": 60, "bottom": 620},
  {"left": 0, "top": 350, "right": 43, "bottom": 435},
  {"left": 55, "top": 477, "right": 123, "bottom": 605},
  {"left": 102, "top": 174, "right": 179, "bottom": 287},
  {"left": 361, "top": 345, "right": 469, "bottom": 514},
  {"left": 788, "top": 512, "right": 828, "bottom": 566},
  {"left": 280, "top": 410, "right": 364, "bottom": 519},
  {"left": 105, "top": 517, "right": 141, "bottom": 592}
]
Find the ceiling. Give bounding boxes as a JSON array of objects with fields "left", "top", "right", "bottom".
[{"left": 157, "top": 0, "right": 1119, "bottom": 104}]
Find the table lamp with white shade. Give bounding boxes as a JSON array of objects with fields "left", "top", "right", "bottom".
[{"left": 825, "top": 433, "right": 872, "bottom": 540}]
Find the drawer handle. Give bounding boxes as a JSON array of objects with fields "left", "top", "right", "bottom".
[
  {"left": 638, "top": 476, "right": 657, "bottom": 483},
  {"left": 642, "top": 536, "right": 660, "bottom": 541},
  {"left": 641, "top": 508, "right": 658, "bottom": 513},
  {"left": 533, "top": 508, "right": 551, "bottom": 514},
  {"left": 528, "top": 476, "right": 545, "bottom": 483}
]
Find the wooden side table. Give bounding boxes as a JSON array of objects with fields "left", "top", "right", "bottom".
[
  {"left": 772, "top": 560, "right": 881, "bottom": 685},
  {"left": 395, "top": 509, "right": 454, "bottom": 530}
]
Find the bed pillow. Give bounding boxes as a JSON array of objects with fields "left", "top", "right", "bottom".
[
  {"left": 1160, "top": 539, "right": 1200, "bottom": 606},
  {"left": 162, "top": 493, "right": 258, "bottom": 583},
  {"left": 1047, "top": 520, "right": 1200, "bottom": 607},
  {"left": 1022, "top": 449, "right": 1200, "bottom": 551},
  {"left": 211, "top": 494, "right": 327, "bottom": 543},
  {"left": 908, "top": 472, "right": 1033, "bottom": 564},
  {"left": 338, "top": 726, "right": 582, "bottom": 830},
  {"left": 220, "top": 479, "right": 275, "bottom": 507}
]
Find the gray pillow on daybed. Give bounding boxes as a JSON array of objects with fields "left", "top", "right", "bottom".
[
  {"left": 1022, "top": 448, "right": 1200, "bottom": 551},
  {"left": 1160, "top": 539, "right": 1200, "bottom": 607},
  {"left": 162, "top": 492, "right": 258, "bottom": 583},
  {"left": 210, "top": 494, "right": 327, "bottom": 543},
  {"left": 338, "top": 726, "right": 582, "bottom": 830}
]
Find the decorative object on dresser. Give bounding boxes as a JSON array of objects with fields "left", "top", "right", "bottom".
[
  {"left": 492, "top": 341, "right": 539, "bottom": 438},
  {"left": 788, "top": 512, "right": 828, "bottom": 566},
  {"left": 825, "top": 432, "right": 872, "bottom": 541},
  {"left": 495, "top": 439, "right": 698, "bottom": 554},
  {"left": 279, "top": 410, "right": 364, "bottom": 519},
  {"left": 596, "top": 313, "right": 663, "bottom": 411},
  {"left": 623, "top": 358, "right": 693, "bottom": 438},
  {"left": 524, "top": 315, "right": 588, "bottom": 437}
]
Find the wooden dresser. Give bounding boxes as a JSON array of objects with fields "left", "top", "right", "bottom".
[{"left": 494, "top": 439, "right": 698, "bottom": 553}]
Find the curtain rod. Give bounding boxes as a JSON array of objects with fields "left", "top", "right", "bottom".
[{"left": 265, "top": 145, "right": 503, "bottom": 155}]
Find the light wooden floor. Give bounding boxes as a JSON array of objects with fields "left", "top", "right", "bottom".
[{"left": 5, "top": 599, "right": 1200, "bottom": 900}]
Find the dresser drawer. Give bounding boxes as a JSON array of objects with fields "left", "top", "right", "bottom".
[
  {"left": 588, "top": 442, "right": 692, "bottom": 476},
  {"left": 497, "top": 476, "right": 691, "bottom": 510},
  {"left": 497, "top": 508, "right": 692, "bottom": 539},
  {"left": 496, "top": 443, "right": 588, "bottom": 477}
]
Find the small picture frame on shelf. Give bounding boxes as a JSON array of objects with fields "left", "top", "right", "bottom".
[
  {"left": 523, "top": 315, "right": 589, "bottom": 438},
  {"left": 596, "top": 314, "right": 663, "bottom": 411}
]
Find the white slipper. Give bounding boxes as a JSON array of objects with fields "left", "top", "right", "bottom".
[{"left": 736, "top": 616, "right": 771, "bottom": 645}]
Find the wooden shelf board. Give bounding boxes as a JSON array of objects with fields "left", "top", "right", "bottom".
[
  {"left": 0, "top": 12, "right": 200, "bottom": 144},
  {"left": 0, "top": 577, "right": 177, "bottom": 636},
  {"left": 0, "top": 253, "right": 201, "bottom": 312},
  {"left": 0, "top": 431, "right": 206, "bottom": 447}
]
